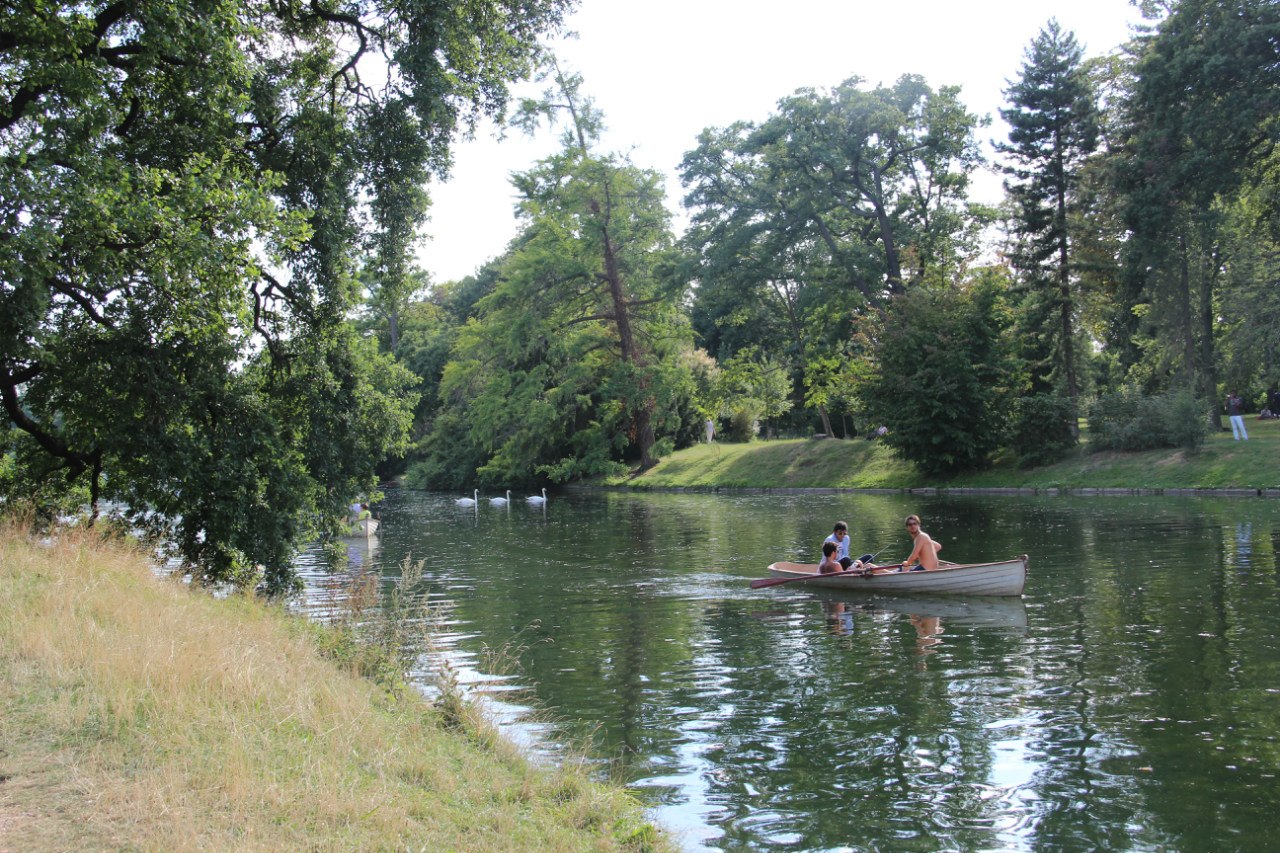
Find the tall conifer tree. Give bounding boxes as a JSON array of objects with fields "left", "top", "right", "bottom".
[{"left": 999, "top": 20, "right": 1100, "bottom": 401}]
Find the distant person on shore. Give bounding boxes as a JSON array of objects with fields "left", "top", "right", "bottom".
[
  {"left": 705, "top": 417, "right": 716, "bottom": 443},
  {"left": 900, "top": 514, "right": 941, "bottom": 572},
  {"left": 1227, "top": 392, "right": 1249, "bottom": 441},
  {"left": 824, "top": 521, "right": 854, "bottom": 569}
]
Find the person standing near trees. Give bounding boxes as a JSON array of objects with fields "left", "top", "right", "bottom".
[{"left": 1227, "top": 392, "right": 1249, "bottom": 441}]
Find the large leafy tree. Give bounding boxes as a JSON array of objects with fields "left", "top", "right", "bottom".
[
  {"left": 1214, "top": 198, "right": 1280, "bottom": 396},
  {"left": 415, "top": 68, "right": 690, "bottom": 484},
  {"left": 506, "top": 66, "right": 690, "bottom": 472},
  {"left": 681, "top": 76, "right": 984, "bottom": 435},
  {"left": 1069, "top": 51, "right": 1135, "bottom": 391},
  {"left": 684, "top": 75, "right": 984, "bottom": 306},
  {"left": 1116, "top": 0, "right": 1280, "bottom": 416},
  {"left": 0, "top": 0, "right": 570, "bottom": 588},
  {"left": 774, "top": 75, "right": 986, "bottom": 296},
  {"left": 999, "top": 20, "right": 1101, "bottom": 402}
]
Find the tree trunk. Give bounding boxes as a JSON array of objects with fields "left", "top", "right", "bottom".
[
  {"left": 1199, "top": 243, "right": 1222, "bottom": 430},
  {"left": 873, "top": 167, "right": 903, "bottom": 294},
  {"left": 598, "top": 201, "right": 657, "bottom": 470},
  {"left": 560, "top": 66, "right": 657, "bottom": 471},
  {"left": 386, "top": 307, "right": 400, "bottom": 351},
  {"left": 1056, "top": 184, "right": 1078, "bottom": 402},
  {"left": 1176, "top": 234, "right": 1197, "bottom": 390}
]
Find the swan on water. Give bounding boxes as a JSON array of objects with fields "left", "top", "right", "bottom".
[
  {"left": 489, "top": 490, "right": 511, "bottom": 505},
  {"left": 455, "top": 489, "right": 479, "bottom": 507},
  {"left": 526, "top": 487, "right": 547, "bottom": 504}
]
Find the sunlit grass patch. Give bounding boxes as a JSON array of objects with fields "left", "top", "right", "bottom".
[
  {"left": 617, "top": 416, "right": 1280, "bottom": 492},
  {"left": 0, "top": 523, "right": 674, "bottom": 852}
]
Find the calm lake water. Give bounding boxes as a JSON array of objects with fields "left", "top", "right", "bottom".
[{"left": 296, "top": 489, "right": 1280, "bottom": 853}]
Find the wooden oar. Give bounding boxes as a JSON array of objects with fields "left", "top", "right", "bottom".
[{"left": 749, "top": 562, "right": 905, "bottom": 589}]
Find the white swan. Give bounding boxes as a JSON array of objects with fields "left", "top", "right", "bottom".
[
  {"left": 455, "top": 489, "right": 479, "bottom": 507},
  {"left": 526, "top": 487, "right": 547, "bottom": 505},
  {"left": 489, "top": 490, "right": 511, "bottom": 505}
]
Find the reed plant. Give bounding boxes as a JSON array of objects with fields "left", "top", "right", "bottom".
[{"left": 0, "top": 522, "right": 672, "bottom": 852}]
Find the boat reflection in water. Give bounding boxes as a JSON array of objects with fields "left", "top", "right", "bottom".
[
  {"left": 814, "top": 589, "right": 1028, "bottom": 665},
  {"left": 851, "top": 592, "right": 1030, "bottom": 629},
  {"left": 305, "top": 536, "right": 383, "bottom": 625},
  {"left": 821, "top": 598, "right": 856, "bottom": 636}
]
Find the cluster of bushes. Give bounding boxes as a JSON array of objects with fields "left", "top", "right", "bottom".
[
  {"left": 1008, "top": 394, "right": 1079, "bottom": 468},
  {"left": 1006, "top": 388, "right": 1207, "bottom": 468},
  {"left": 1086, "top": 388, "right": 1207, "bottom": 452},
  {"left": 883, "top": 382, "right": 1211, "bottom": 475}
]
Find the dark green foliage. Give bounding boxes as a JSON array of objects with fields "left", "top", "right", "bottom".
[
  {"left": 403, "top": 69, "right": 694, "bottom": 487},
  {"left": 1216, "top": 222, "right": 1280, "bottom": 393},
  {"left": 1008, "top": 394, "right": 1079, "bottom": 468},
  {"left": 1123, "top": 0, "right": 1280, "bottom": 220},
  {"left": 1087, "top": 387, "right": 1207, "bottom": 452},
  {"left": 860, "top": 279, "right": 1011, "bottom": 477},
  {"left": 999, "top": 20, "right": 1100, "bottom": 400},
  {"left": 679, "top": 76, "right": 985, "bottom": 436},
  {"left": 1114, "top": 0, "right": 1280, "bottom": 409},
  {"left": 724, "top": 410, "right": 759, "bottom": 443},
  {"left": 1, "top": 0, "right": 569, "bottom": 589},
  {"left": 403, "top": 410, "right": 489, "bottom": 492},
  {"left": 0, "top": 430, "right": 93, "bottom": 523}
]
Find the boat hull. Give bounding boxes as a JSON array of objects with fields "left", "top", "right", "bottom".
[
  {"left": 766, "top": 556, "right": 1027, "bottom": 597},
  {"left": 343, "top": 517, "right": 379, "bottom": 539}
]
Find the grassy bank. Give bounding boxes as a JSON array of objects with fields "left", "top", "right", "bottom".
[
  {"left": 610, "top": 417, "right": 1280, "bottom": 491},
  {"left": 0, "top": 525, "right": 671, "bottom": 853}
]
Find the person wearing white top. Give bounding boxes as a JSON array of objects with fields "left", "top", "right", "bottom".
[{"left": 823, "top": 521, "right": 853, "bottom": 570}]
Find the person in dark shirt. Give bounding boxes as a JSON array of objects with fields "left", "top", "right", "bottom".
[{"left": 1227, "top": 392, "right": 1249, "bottom": 441}]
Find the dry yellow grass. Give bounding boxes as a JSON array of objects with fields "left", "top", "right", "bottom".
[{"left": 0, "top": 523, "right": 670, "bottom": 853}]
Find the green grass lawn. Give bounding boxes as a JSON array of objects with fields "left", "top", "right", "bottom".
[{"left": 610, "top": 417, "right": 1280, "bottom": 491}]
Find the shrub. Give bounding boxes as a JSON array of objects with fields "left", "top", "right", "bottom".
[
  {"left": 860, "top": 280, "right": 1011, "bottom": 476},
  {"left": 1087, "top": 388, "right": 1207, "bottom": 452},
  {"left": 727, "top": 404, "right": 762, "bottom": 442},
  {"left": 1009, "top": 394, "right": 1078, "bottom": 467}
]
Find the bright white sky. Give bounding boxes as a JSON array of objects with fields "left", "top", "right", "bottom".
[{"left": 418, "top": 0, "right": 1145, "bottom": 284}]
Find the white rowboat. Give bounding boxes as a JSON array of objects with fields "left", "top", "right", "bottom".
[
  {"left": 343, "top": 517, "right": 379, "bottom": 539},
  {"left": 764, "top": 556, "right": 1028, "bottom": 597}
]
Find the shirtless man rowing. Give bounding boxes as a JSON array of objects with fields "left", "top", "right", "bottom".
[
  {"left": 901, "top": 514, "right": 940, "bottom": 571},
  {"left": 856, "top": 514, "right": 941, "bottom": 574}
]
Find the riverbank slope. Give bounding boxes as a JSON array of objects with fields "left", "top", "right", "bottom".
[
  {"left": 0, "top": 526, "right": 670, "bottom": 852},
  {"left": 608, "top": 418, "right": 1280, "bottom": 492}
]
